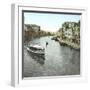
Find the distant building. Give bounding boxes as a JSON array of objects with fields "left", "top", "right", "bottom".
[
  {"left": 63, "top": 28, "right": 73, "bottom": 39},
  {"left": 60, "top": 21, "right": 80, "bottom": 43},
  {"left": 24, "top": 24, "right": 41, "bottom": 41},
  {"left": 30, "top": 24, "right": 40, "bottom": 32},
  {"left": 62, "top": 22, "right": 75, "bottom": 39},
  {"left": 24, "top": 24, "right": 40, "bottom": 31},
  {"left": 24, "top": 25, "right": 28, "bottom": 31}
]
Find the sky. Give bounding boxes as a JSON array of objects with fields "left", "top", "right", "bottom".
[{"left": 24, "top": 12, "right": 81, "bottom": 32}]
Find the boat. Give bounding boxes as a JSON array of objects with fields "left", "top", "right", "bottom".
[
  {"left": 27, "top": 44, "right": 45, "bottom": 55},
  {"left": 51, "top": 37, "right": 59, "bottom": 41}
]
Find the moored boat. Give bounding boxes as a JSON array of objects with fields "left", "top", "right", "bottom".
[{"left": 27, "top": 44, "right": 45, "bottom": 55}]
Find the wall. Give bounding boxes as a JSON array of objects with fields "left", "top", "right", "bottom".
[{"left": 0, "top": 0, "right": 89, "bottom": 89}]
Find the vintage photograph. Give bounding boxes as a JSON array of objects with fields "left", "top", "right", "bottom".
[{"left": 23, "top": 11, "right": 81, "bottom": 78}]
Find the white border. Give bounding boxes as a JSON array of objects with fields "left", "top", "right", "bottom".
[{"left": 11, "top": 4, "right": 87, "bottom": 87}]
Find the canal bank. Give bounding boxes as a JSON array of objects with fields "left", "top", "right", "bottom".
[
  {"left": 51, "top": 37, "right": 80, "bottom": 50},
  {"left": 57, "top": 38, "right": 80, "bottom": 50}
]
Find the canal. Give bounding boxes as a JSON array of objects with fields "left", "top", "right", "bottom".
[{"left": 24, "top": 36, "right": 80, "bottom": 77}]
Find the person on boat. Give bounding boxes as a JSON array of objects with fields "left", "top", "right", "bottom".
[{"left": 46, "top": 42, "right": 48, "bottom": 47}]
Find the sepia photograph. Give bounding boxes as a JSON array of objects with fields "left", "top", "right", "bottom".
[{"left": 22, "top": 10, "right": 81, "bottom": 78}]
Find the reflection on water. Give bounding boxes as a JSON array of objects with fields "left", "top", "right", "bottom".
[
  {"left": 27, "top": 51, "right": 45, "bottom": 65},
  {"left": 24, "top": 36, "right": 80, "bottom": 77}
]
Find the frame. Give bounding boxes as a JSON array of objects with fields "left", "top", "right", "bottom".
[{"left": 11, "top": 4, "right": 87, "bottom": 87}]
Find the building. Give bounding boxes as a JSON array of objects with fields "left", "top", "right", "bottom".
[
  {"left": 24, "top": 24, "right": 41, "bottom": 41},
  {"left": 62, "top": 22, "right": 74, "bottom": 39},
  {"left": 30, "top": 24, "right": 40, "bottom": 32},
  {"left": 61, "top": 21, "right": 80, "bottom": 43}
]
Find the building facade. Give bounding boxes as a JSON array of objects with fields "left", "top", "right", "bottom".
[{"left": 60, "top": 21, "right": 80, "bottom": 44}]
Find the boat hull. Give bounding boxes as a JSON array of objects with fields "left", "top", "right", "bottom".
[{"left": 27, "top": 47, "right": 45, "bottom": 55}]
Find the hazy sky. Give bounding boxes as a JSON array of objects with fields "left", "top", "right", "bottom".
[{"left": 24, "top": 12, "right": 81, "bottom": 32}]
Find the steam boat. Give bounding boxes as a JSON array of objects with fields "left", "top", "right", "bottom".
[{"left": 27, "top": 44, "right": 45, "bottom": 55}]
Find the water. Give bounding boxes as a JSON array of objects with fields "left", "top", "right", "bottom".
[{"left": 24, "top": 36, "right": 80, "bottom": 77}]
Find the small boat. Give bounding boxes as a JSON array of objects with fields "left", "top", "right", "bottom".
[
  {"left": 27, "top": 44, "right": 45, "bottom": 55},
  {"left": 51, "top": 37, "right": 58, "bottom": 41}
]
